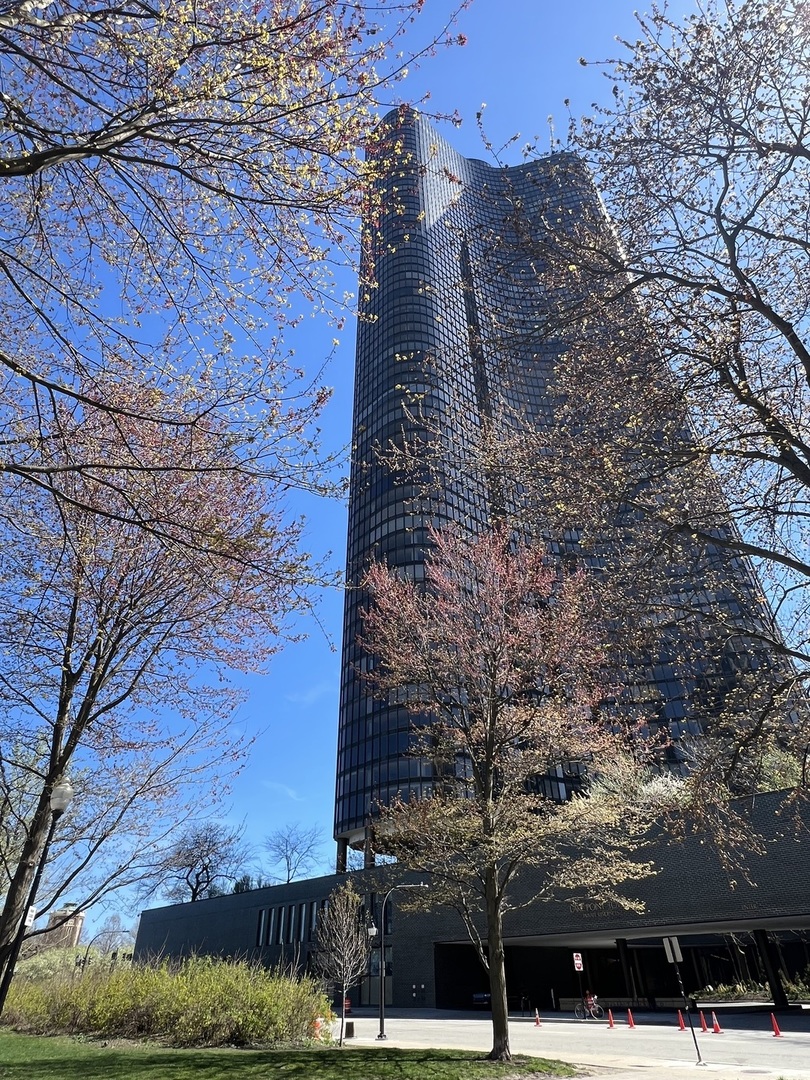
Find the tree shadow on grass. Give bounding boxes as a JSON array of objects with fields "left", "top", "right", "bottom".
[{"left": 0, "top": 1043, "right": 571, "bottom": 1080}]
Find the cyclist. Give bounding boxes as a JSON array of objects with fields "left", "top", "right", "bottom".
[{"left": 575, "top": 990, "right": 604, "bottom": 1020}]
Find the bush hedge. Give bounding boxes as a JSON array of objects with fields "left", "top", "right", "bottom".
[
  {"left": 2, "top": 955, "right": 332, "bottom": 1046},
  {"left": 694, "top": 970, "right": 810, "bottom": 1002}
]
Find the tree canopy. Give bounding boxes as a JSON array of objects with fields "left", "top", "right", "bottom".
[
  {"left": 361, "top": 524, "right": 666, "bottom": 1061},
  {"left": 263, "top": 822, "right": 325, "bottom": 884},
  {"left": 0, "top": 0, "right": 469, "bottom": 991},
  {"left": 148, "top": 823, "right": 253, "bottom": 904},
  {"left": 0, "top": 398, "right": 319, "bottom": 984},
  {"left": 0, "top": 0, "right": 466, "bottom": 525},
  {"left": 556, "top": 0, "right": 810, "bottom": 676}
]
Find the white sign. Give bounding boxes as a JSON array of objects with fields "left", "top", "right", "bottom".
[
  {"left": 663, "top": 936, "right": 683, "bottom": 964},
  {"left": 573, "top": 951, "right": 584, "bottom": 972},
  {"left": 23, "top": 905, "right": 36, "bottom": 929}
]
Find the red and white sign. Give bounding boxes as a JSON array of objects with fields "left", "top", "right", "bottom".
[{"left": 572, "top": 952, "right": 583, "bottom": 972}]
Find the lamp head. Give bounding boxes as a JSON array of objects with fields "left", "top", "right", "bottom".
[{"left": 50, "top": 777, "right": 74, "bottom": 816}]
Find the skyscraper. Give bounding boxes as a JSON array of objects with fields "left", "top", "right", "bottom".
[
  {"left": 334, "top": 107, "right": 789, "bottom": 868},
  {"left": 132, "top": 114, "right": 809, "bottom": 1019}
]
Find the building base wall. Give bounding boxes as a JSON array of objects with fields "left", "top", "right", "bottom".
[{"left": 135, "top": 792, "right": 810, "bottom": 1011}]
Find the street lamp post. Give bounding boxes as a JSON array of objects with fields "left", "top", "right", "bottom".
[
  {"left": 376, "top": 882, "right": 427, "bottom": 1040},
  {"left": 0, "top": 777, "right": 75, "bottom": 1015}
]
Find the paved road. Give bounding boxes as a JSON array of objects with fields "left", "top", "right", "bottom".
[{"left": 340, "top": 1009, "right": 810, "bottom": 1080}]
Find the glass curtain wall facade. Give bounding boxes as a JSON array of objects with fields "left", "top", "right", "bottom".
[{"left": 334, "top": 107, "right": 788, "bottom": 864}]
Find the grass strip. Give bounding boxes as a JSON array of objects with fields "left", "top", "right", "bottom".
[{"left": 0, "top": 1031, "right": 578, "bottom": 1079}]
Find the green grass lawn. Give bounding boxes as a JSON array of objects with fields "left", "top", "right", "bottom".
[{"left": 0, "top": 1031, "right": 578, "bottom": 1079}]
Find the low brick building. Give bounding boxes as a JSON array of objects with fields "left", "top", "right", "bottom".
[{"left": 135, "top": 791, "right": 810, "bottom": 1012}]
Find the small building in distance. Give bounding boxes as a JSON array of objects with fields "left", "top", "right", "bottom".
[{"left": 23, "top": 903, "right": 84, "bottom": 957}]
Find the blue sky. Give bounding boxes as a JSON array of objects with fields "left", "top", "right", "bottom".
[{"left": 214, "top": 0, "right": 693, "bottom": 882}]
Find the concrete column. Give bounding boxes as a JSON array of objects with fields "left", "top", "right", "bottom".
[
  {"left": 336, "top": 837, "right": 348, "bottom": 874},
  {"left": 753, "top": 928, "right": 789, "bottom": 1010},
  {"left": 363, "top": 827, "right": 376, "bottom": 868},
  {"left": 616, "top": 938, "right": 636, "bottom": 1004}
]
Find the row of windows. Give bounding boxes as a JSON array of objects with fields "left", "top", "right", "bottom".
[
  {"left": 353, "top": 394, "right": 457, "bottom": 428},
  {"left": 346, "top": 501, "right": 487, "bottom": 541},
  {"left": 337, "top": 705, "right": 411, "bottom": 735},
  {"left": 345, "top": 524, "right": 485, "bottom": 574},
  {"left": 359, "top": 306, "right": 545, "bottom": 356},
  {"left": 335, "top": 752, "right": 433, "bottom": 790},
  {"left": 335, "top": 781, "right": 433, "bottom": 833},
  {"left": 364, "top": 293, "right": 458, "bottom": 316},
  {"left": 347, "top": 507, "right": 492, "bottom": 552},
  {"left": 255, "top": 895, "right": 397, "bottom": 950},
  {"left": 369, "top": 347, "right": 478, "bottom": 377},
  {"left": 368, "top": 319, "right": 450, "bottom": 342},
  {"left": 255, "top": 900, "right": 322, "bottom": 948},
  {"left": 345, "top": 506, "right": 454, "bottom": 540},
  {"left": 349, "top": 480, "right": 485, "bottom": 514},
  {"left": 353, "top": 373, "right": 480, "bottom": 415},
  {"left": 347, "top": 495, "right": 488, "bottom": 536},
  {"left": 335, "top": 710, "right": 412, "bottom": 745}
]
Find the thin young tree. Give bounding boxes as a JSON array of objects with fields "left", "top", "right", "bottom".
[
  {"left": 92, "top": 914, "right": 134, "bottom": 956},
  {"left": 361, "top": 524, "right": 666, "bottom": 1062},
  {"left": 311, "top": 880, "right": 373, "bottom": 1047}
]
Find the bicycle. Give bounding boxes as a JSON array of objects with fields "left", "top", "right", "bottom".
[{"left": 574, "top": 997, "right": 605, "bottom": 1020}]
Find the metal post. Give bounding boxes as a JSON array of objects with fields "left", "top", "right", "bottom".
[
  {"left": 377, "top": 889, "right": 388, "bottom": 1040},
  {"left": 673, "top": 958, "right": 705, "bottom": 1067},
  {"left": 377, "top": 882, "right": 427, "bottom": 1040}
]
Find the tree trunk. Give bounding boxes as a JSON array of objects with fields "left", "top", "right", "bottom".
[
  {"left": 0, "top": 796, "right": 50, "bottom": 980},
  {"left": 485, "top": 867, "right": 510, "bottom": 1061}
]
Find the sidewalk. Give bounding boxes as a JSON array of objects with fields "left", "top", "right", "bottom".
[{"left": 339, "top": 1009, "right": 810, "bottom": 1080}]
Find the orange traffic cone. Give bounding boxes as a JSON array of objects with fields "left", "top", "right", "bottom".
[
  {"left": 770, "top": 1013, "right": 783, "bottom": 1038},
  {"left": 711, "top": 1011, "right": 723, "bottom": 1034},
  {"left": 607, "top": 1009, "right": 615, "bottom": 1029},
  {"left": 677, "top": 1009, "right": 686, "bottom": 1031},
  {"left": 627, "top": 1008, "right": 636, "bottom": 1029},
  {"left": 534, "top": 1009, "right": 541, "bottom": 1028},
  {"left": 699, "top": 1010, "right": 708, "bottom": 1033}
]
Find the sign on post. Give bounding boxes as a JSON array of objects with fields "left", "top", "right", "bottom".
[
  {"left": 572, "top": 951, "right": 584, "bottom": 972},
  {"left": 663, "top": 936, "right": 683, "bottom": 964}
]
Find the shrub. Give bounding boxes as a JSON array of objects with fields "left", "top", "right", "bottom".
[
  {"left": 694, "top": 975, "right": 810, "bottom": 1002},
  {"left": 693, "top": 980, "right": 768, "bottom": 1001},
  {"left": 3, "top": 955, "right": 331, "bottom": 1046},
  {"left": 14, "top": 947, "right": 98, "bottom": 981},
  {"left": 781, "top": 968, "right": 810, "bottom": 1001}
]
